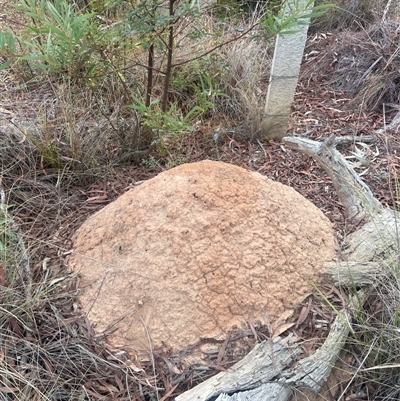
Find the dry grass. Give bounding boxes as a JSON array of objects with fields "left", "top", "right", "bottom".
[
  {"left": 219, "top": 35, "right": 271, "bottom": 138},
  {"left": 302, "top": 19, "right": 400, "bottom": 114},
  {"left": 1, "top": 0, "right": 400, "bottom": 399},
  {"left": 311, "top": 0, "right": 391, "bottom": 32},
  {"left": 343, "top": 266, "right": 400, "bottom": 400},
  {"left": 0, "top": 193, "right": 159, "bottom": 400}
]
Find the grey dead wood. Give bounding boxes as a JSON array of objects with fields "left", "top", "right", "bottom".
[
  {"left": 177, "top": 135, "right": 399, "bottom": 401},
  {"left": 176, "top": 335, "right": 301, "bottom": 401},
  {"left": 215, "top": 383, "right": 292, "bottom": 401},
  {"left": 377, "top": 110, "right": 400, "bottom": 133},
  {"left": 325, "top": 261, "right": 385, "bottom": 287},
  {"left": 177, "top": 304, "right": 356, "bottom": 401},
  {"left": 282, "top": 135, "right": 383, "bottom": 222}
]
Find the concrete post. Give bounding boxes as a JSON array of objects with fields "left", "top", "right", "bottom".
[{"left": 263, "top": 0, "right": 313, "bottom": 139}]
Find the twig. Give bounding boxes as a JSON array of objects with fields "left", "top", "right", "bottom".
[
  {"left": 0, "top": 185, "right": 32, "bottom": 300},
  {"left": 257, "top": 139, "right": 267, "bottom": 158},
  {"left": 331, "top": 135, "right": 374, "bottom": 145},
  {"left": 381, "top": 0, "right": 393, "bottom": 22},
  {"left": 140, "top": 315, "right": 159, "bottom": 400},
  {"left": 355, "top": 57, "right": 382, "bottom": 88}
]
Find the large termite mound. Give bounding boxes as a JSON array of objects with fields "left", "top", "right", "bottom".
[{"left": 69, "top": 160, "right": 335, "bottom": 351}]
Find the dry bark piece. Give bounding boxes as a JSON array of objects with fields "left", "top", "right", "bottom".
[
  {"left": 282, "top": 136, "right": 382, "bottom": 222},
  {"left": 176, "top": 301, "right": 357, "bottom": 401}
]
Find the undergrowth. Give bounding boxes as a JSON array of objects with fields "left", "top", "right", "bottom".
[
  {"left": 329, "top": 127, "right": 400, "bottom": 401},
  {"left": 0, "top": 0, "right": 400, "bottom": 399},
  {"left": 0, "top": 0, "right": 327, "bottom": 173},
  {"left": 0, "top": 189, "right": 161, "bottom": 400},
  {"left": 342, "top": 246, "right": 400, "bottom": 401}
]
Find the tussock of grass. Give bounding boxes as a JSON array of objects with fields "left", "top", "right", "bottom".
[
  {"left": 303, "top": 19, "right": 400, "bottom": 113},
  {"left": 348, "top": 21, "right": 400, "bottom": 111},
  {"left": 311, "top": 0, "right": 388, "bottom": 32},
  {"left": 219, "top": 36, "right": 271, "bottom": 138},
  {"left": 0, "top": 202, "right": 159, "bottom": 400},
  {"left": 345, "top": 268, "right": 400, "bottom": 400}
]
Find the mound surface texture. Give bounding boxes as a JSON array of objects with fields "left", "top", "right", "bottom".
[{"left": 70, "top": 160, "right": 335, "bottom": 351}]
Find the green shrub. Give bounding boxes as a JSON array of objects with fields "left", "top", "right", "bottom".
[{"left": 14, "top": 0, "right": 97, "bottom": 78}]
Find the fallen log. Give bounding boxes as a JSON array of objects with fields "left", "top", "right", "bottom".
[
  {"left": 177, "top": 287, "right": 368, "bottom": 401},
  {"left": 176, "top": 335, "right": 301, "bottom": 401},
  {"left": 282, "top": 135, "right": 383, "bottom": 222},
  {"left": 177, "top": 135, "right": 399, "bottom": 401}
]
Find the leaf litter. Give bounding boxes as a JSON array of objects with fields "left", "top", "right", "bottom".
[{"left": 0, "top": 15, "right": 400, "bottom": 401}]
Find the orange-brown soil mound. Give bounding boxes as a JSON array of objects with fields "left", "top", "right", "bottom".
[{"left": 69, "top": 160, "right": 335, "bottom": 351}]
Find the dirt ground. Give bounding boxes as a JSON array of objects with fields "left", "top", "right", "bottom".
[
  {"left": 62, "top": 31, "right": 400, "bottom": 398},
  {"left": 1, "top": 18, "right": 400, "bottom": 400}
]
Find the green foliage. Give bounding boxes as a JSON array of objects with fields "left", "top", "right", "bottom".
[
  {"left": 13, "top": 0, "right": 96, "bottom": 77},
  {"left": 109, "top": 0, "right": 200, "bottom": 42},
  {"left": 0, "top": 28, "right": 16, "bottom": 52},
  {"left": 267, "top": 0, "right": 285, "bottom": 13},
  {"left": 237, "top": 0, "right": 282, "bottom": 15},
  {"left": 262, "top": 0, "right": 333, "bottom": 36},
  {"left": 128, "top": 97, "right": 204, "bottom": 136},
  {"left": 0, "top": 0, "right": 112, "bottom": 80},
  {"left": 140, "top": 155, "right": 159, "bottom": 169},
  {"left": 125, "top": 0, "right": 176, "bottom": 35},
  {"left": 212, "top": 0, "right": 245, "bottom": 19},
  {"left": 0, "top": 28, "right": 17, "bottom": 72},
  {"left": 171, "top": 59, "right": 229, "bottom": 113},
  {"left": 0, "top": 0, "right": 335, "bottom": 168},
  {"left": 0, "top": 0, "right": 152, "bottom": 81},
  {"left": 33, "top": 138, "right": 65, "bottom": 169},
  {"left": 196, "top": 70, "right": 229, "bottom": 105}
]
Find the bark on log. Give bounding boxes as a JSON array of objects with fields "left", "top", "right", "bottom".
[
  {"left": 176, "top": 335, "right": 302, "bottom": 401},
  {"left": 177, "top": 135, "right": 399, "bottom": 401},
  {"left": 215, "top": 383, "right": 291, "bottom": 401},
  {"left": 178, "top": 291, "right": 366, "bottom": 401},
  {"left": 282, "top": 136, "right": 383, "bottom": 222},
  {"left": 340, "top": 208, "right": 399, "bottom": 262},
  {"left": 325, "top": 261, "right": 384, "bottom": 287}
]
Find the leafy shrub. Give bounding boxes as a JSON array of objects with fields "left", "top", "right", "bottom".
[{"left": 13, "top": 0, "right": 97, "bottom": 78}]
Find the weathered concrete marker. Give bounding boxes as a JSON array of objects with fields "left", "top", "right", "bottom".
[{"left": 264, "top": 0, "right": 313, "bottom": 139}]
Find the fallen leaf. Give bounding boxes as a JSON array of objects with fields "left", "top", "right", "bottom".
[
  {"left": 272, "top": 322, "right": 295, "bottom": 338},
  {"left": 86, "top": 194, "right": 108, "bottom": 202}
]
